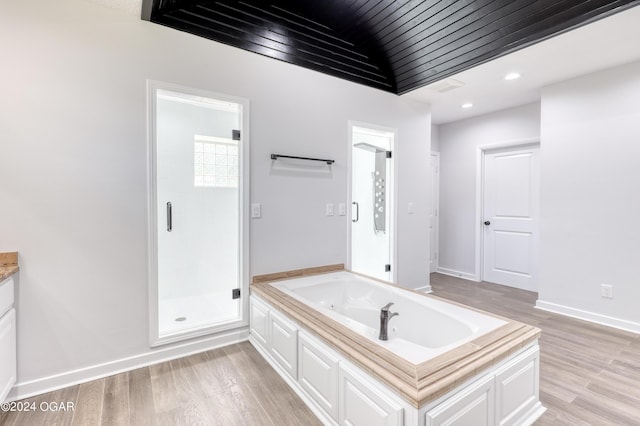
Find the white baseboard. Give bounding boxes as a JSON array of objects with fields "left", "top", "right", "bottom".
[
  {"left": 8, "top": 327, "right": 249, "bottom": 402},
  {"left": 414, "top": 285, "right": 433, "bottom": 293},
  {"left": 435, "top": 267, "right": 478, "bottom": 282},
  {"left": 535, "top": 300, "right": 640, "bottom": 334},
  {"left": 520, "top": 403, "right": 547, "bottom": 426}
]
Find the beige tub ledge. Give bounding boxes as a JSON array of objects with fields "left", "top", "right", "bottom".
[{"left": 250, "top": 265, "right": 541, "bottom": 408}]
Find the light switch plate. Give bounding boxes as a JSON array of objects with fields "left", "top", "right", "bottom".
[
  {"left": 338, "top": 203, "right": 346, "bottom": 216},
  {"left": 326, "top": 203, "right": 334, "bottom": 216},
  {"left": 251, "top": 203, "right": 261, "bottom": 218},
  {"left": 408, "top": 202, "right": 414, "bottom": 214}
]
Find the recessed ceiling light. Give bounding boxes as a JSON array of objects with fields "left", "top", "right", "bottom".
[
  {"left": 504, "top": 72, "right": 521, "bottom": 80},
  {"left": 461, "top": 103, "right": 473, "bottom": 109}
]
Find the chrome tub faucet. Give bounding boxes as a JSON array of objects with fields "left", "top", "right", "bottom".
[{"left": 379, "top": 302, "right": 399, "bottom": 341}]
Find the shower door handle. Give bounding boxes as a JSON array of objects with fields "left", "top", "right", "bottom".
[
  {"left": 167, "top": 202, "right": 172, "bottom": 232},
  {"left": 352, "top": 202, "right": 359, "bottom": 222}
]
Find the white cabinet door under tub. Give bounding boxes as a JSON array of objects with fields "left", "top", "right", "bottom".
[
  {"left": 249, "top": 297, "right": 270, "bottom": 351},
  {"left": 269, "top": 309, "right": 298, "bottom": 380},
  {"left": 339, "top": 363, "right": 404, "bottom": 426},
  {"left": 424, "top": 345, "right": 541, "bottom": 426},
  {"left": 494, "top": 346, "right": 541, "bottom": 426},
  {"left": 0, "top": 277, "right": 17, "bottom": 403},
  {"left": 425, "top": 374, "right": 494, "bottom": 426},
  {"left": 298, "top": 333, "right": 340, "bottom": 421}
]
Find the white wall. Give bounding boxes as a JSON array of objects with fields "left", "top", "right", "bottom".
[
  {"left": 437, "top": 103, "right": 540, "bottom": 277},
  {"left": 0, "top": 0, "right": 431, "bottom": 396},
  {"left": 537, "top": 60, "right": 640, "bottom": 330},
  {"left": 431, "top": 125, "right": 440, "bottom": 152}
]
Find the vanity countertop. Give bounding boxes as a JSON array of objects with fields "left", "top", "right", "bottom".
[{"left": 0, "top": 252, "right": 19, "bottom": 282}]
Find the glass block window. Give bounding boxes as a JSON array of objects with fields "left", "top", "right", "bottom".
[{"left": 194, "top": 135, "right": 239, "bottom": 188}]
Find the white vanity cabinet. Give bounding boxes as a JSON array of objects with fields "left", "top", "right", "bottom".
[{"left": 0, "top": 276, "right": 17, "bottom": 403}]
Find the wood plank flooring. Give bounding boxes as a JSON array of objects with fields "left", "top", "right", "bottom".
[
  {"left": 430, "top": 273, "right": 640, "bottom": 425},
  {"left": 2, "top": 273, "right": 640, "bottom": 425},
  {"left": 0, "top": 343, "right": 321, "bottom": 426}
]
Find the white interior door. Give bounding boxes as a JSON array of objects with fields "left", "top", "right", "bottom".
[
  {"left": 482, "top": 145, "right": 539, "bottom": 291},
  {"left": 350, "top": 125, "right": 394, "bottom": 282}
]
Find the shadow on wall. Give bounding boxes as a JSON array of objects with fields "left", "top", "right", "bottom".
[{"left": 269, "top": 156, "right": 334, "bottom": 178}]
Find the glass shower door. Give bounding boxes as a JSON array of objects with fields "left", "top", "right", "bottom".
[
  {"left": 152, "top": 85, "right": 245, "bottom": 342},
  {"left": 351, "top": 125, "right": 394, "bottom": 282}
]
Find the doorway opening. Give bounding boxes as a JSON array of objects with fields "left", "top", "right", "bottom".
[
  {"left": 148, "top": 81, "right": 249, "bottom": 346},
  {"left": 478, "top": 142, "right": 539, "bottom": 292},
  {"left": 349, "top": 124, "right": 395, "bottom": 282}
]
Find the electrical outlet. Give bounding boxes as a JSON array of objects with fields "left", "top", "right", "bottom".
[
  {"left": 601, "top": 284, "right": 613, "bottom": 299},
  {"left": 338, "top": 203, "right": 346, "bottom": 216}
]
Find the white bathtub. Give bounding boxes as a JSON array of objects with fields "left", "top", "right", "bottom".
[{"left": 272, "top": 271, "right": 506, "bottom": 364}]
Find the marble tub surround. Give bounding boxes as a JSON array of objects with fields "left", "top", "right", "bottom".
[
  {"left": 251, "top": 266, "right": 541, "bottom": 408},
  {"left": 0, "top": 252, "right": 19, "bottom": 282}
]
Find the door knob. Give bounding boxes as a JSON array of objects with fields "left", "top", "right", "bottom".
[{"left": 484, "top": 220, "right": 491, "bottom": 226}]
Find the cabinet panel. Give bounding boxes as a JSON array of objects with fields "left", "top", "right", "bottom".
[
  {"left": 339, "top": 365, "right": 403, "bottom": 426},
  {"left": 0, "top": 278, "right": 14, "bottom": 318},
  {"left": 249, "top": 298, "right": 269, "bottom": 350},
  {"left": 426, "top": 375, "right": 494, "bottom": 426},
  {"left": 0, "top": 309, "right": 17, "bottom": 403},
  {"left": 495, "top": 347, "right": 539, "bottom": 425},
  {"left": 269, "top": 310, "right": 298, "bottom": 380},
  {"left": 299, "top": 334, "right": 339, "bottom": 421}
]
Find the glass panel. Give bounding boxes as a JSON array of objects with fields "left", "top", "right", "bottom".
[
  {"left": 156, "top": 89, "right": 242, "bottom": 339},
  {"left": 351, "top": 127, "right": 392, "bottom": 282}
]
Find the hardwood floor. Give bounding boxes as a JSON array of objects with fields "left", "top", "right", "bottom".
[
  {"left": 430, "top": 273, "right": 640, "bottom": 425},
  {"left": 2, "top": 274, "right": 640, "bottom": 425},
  {"left": 0, "top": 343, "right": 321, "bottom": 426}
]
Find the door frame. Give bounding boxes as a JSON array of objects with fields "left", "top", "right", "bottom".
[
  {"left": 347, "top": 121, "right": 397, "bottom": 283},
  {"left": 147, "top": 80, "right": 250, "bottom": 347},
  {"left": 430, "top": 152, "right": 440, "bottom": 273},
  {"left": 474, "top": 138, "right": 539, "bottom": 283}
]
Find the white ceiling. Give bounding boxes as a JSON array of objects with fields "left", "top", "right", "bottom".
[
  {"left": 403, "top": 5, "right": 640, "bottom": 124},
  {"left": 84, "top": 0, "right": 143, "bottom": 16},
  {"left": 88, "top": 1, "right": 640, "bottom": 125}
]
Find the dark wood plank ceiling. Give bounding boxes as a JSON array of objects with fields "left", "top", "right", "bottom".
[{"left": 142, "top": 0, "right": 640, "bottom": 94}]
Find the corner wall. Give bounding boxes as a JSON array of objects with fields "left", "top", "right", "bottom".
[
  {"left": 0, "top": 0, "right": 431, "bottom": 398},
  {"left": 537, "top": 60, "right": 640, "bottom": 331},
  {"left": 437, "top": 104, "right": 541, "bottom": 278}
]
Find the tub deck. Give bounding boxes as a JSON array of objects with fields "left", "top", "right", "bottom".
[{"left": 251, "top": 264, "right": 540, "bottom": 408}]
